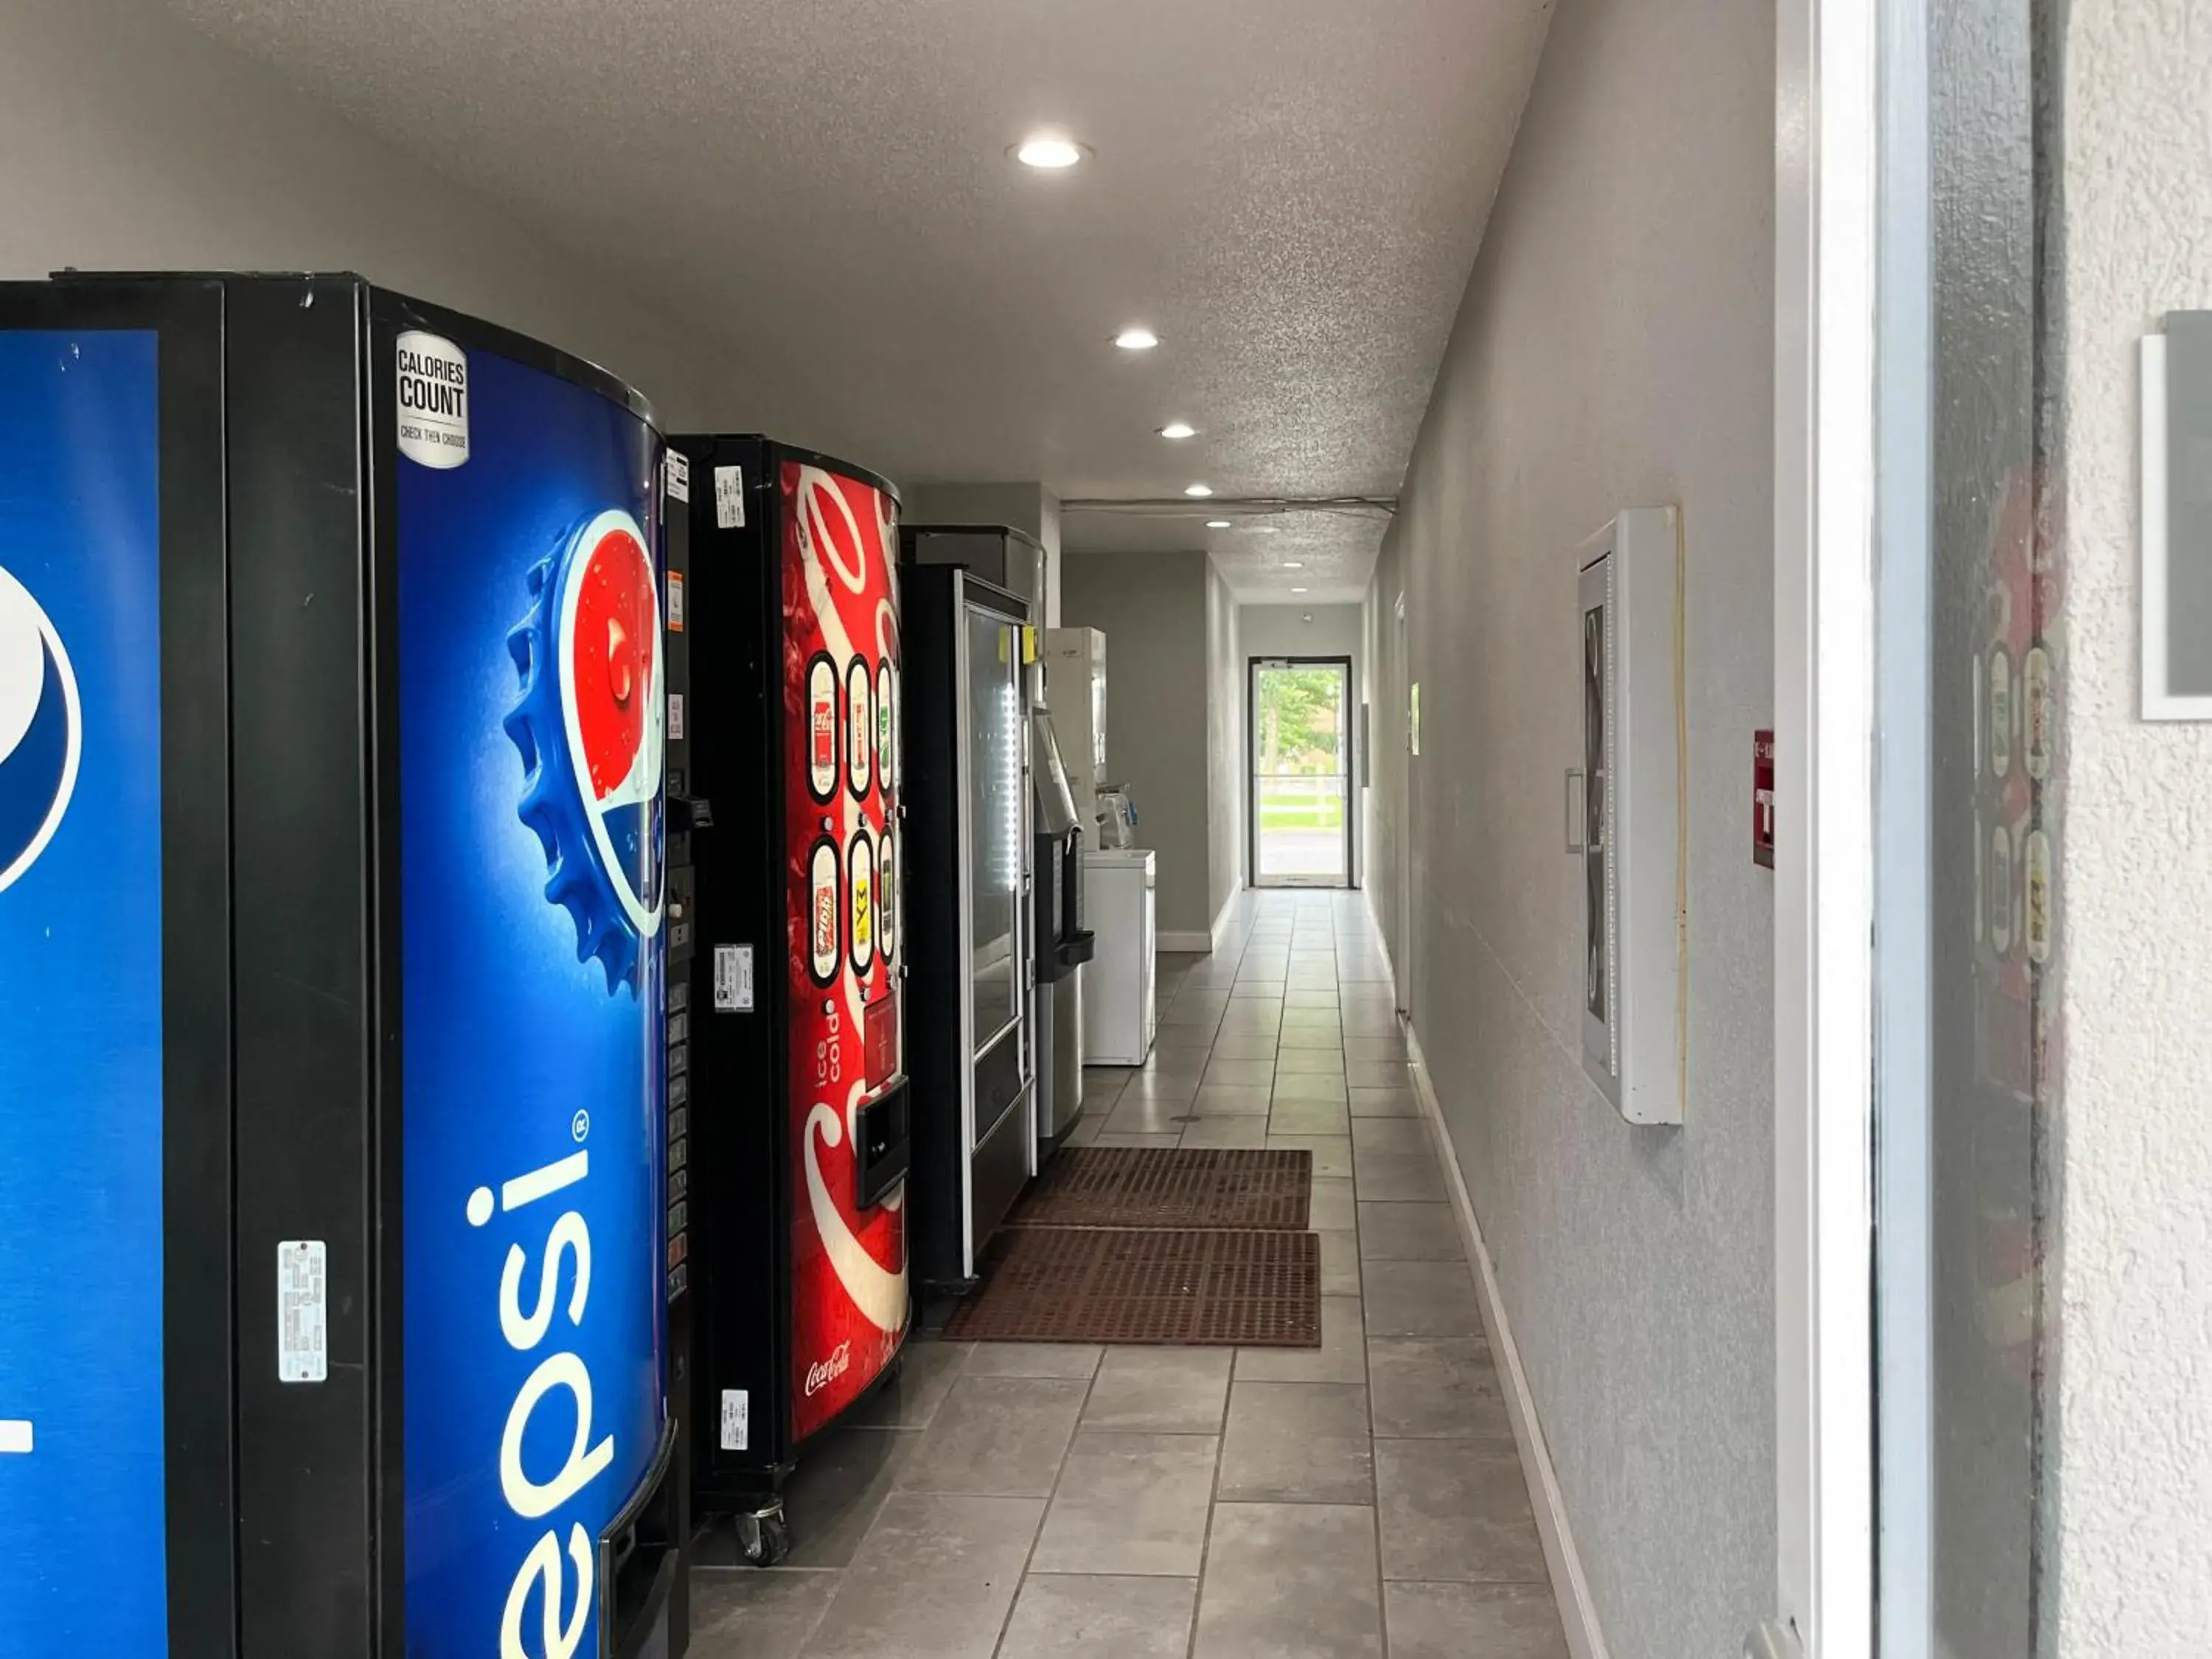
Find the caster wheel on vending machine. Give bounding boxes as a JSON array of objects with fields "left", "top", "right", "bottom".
[{"left": 737, "top": 1500, "right": 791, "bottom": 1568}]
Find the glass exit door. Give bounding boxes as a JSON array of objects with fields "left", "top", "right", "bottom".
[{"left": 1250, "top": 657, "right": 1352, "bottom": 888}]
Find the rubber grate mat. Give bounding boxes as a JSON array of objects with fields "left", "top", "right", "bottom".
[
  {"left": 940, "top": 1227, "right": 1321, "bottom": 1347},
  {"left": 1007, "top": 1147, "right": 1312, "bottom": 1231}
]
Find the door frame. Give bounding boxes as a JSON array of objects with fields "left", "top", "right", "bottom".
[
  {"left": 1245, "top": 654, "right": 1356, "bottom": 890},
  {"left": 1769, "top": 0, "right": 1883, "bottom": 1651}
]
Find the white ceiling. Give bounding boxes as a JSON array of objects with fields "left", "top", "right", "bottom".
[{"left": 164, "top": 0, "right": 1552, "bottom": 599}]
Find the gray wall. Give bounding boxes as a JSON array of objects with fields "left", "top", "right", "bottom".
[
  {"left": 1362, "top": 0, "right": 1775, "bottom": 1651},
  {"left": 1061, "top": 552, "right": 1212, "bottom": 939},
  {"left": 1206, "top": 565, "right": 1245, "bottom": 935},
  {"left": 1241, "top": 603, "right": 1365, "bottom": 886},
  {"left": 1, "top": 0, "right": 735, "bottom": 428},
  {"left": 2048, "top": 2, "right": 2212, "bottom": 1645},
  {"left": 904, "top": 484, "right": 1063, "bottom": 626}
]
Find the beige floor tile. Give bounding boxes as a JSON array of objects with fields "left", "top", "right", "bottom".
[
  {"left": 843, "top": 1338, "right": 972, "bottom": 1429},
  {"left": 1236, "top": 1293, "right": 1366, "bottom": 1385},
  {"left": 1352, "top": 1150, "right": 1448, "bottom": 1203},
  {"left": 1348, "top": 1086, "right": 1422, "bottom": 1119},
  {"left": 1029, "top": 1432, "right": 1221, "bottom": 1576},
  {"left": 1355, "top": 1201, "right": 1463, "bottom": 1261},
  {"left": 1265, "top": 1132, "right": 1352, "bottom": 1178},
  {"left": 1084, "top": 1346, "right": 1234, "bottom": 1433},
  {"left": 799, "top": 1495, "right": 1042, "bottom": 1658},
  {"left": 691, "top": 1570, "right": 839, "bottom": 1659},
  {"left": 997, "top": 1575, "right": 1199, "bottom": 1659},
  {"left": 1192, "top": 1503, "right": 1382, "bottom": 1658},
  {"left": 1368, "top": 1338, "right": 1513, "bottom": 1441},
  {"left": 898, "top": 1374, "right": 1088, "bottom": 1496},
  {"left": 1218, "top": 1382, "right": 1374, "bottom": 1503},
  {"left": 1362, "top": 1259, "right": 1484, "bottom": 1339},
  {"left": 1374, "top": 1441, "right": 1547, "bottom": 1584},
  {"left": 1383, "top": 1582, "right": 1569, "bottom": 1659}
]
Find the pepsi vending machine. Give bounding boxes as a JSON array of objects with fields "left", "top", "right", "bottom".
[
  {"left": 0, "top": 274, "right": 688, "bottom": 1658},
  {"left": 669, "top": 437, "right": 911, "bottom": 1564}
]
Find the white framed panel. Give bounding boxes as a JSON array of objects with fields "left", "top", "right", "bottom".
[
  {"left": 2140, "top": 330, "right": 2212, "bottom": 720},
  {"left": 1573, "top": 507, "right": 1685, "bottom": 1126}
]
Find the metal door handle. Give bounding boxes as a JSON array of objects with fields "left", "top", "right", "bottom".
[{"left": 1565, "top": 769, "right": 1586, "bottom": 855}]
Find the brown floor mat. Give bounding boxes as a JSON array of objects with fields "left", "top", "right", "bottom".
[
  {"left": 1009, "top": 1147, "right": 1312, "bottom": 1231},
  {"left": 941, "top": 1227, "right": 1321, "bottom": 1347}
]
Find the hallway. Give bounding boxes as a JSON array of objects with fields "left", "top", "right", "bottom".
[{"left": 689, "top": 891, "right": 1568, "bottom": 1658}]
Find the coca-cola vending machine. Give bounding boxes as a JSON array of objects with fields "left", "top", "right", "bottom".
[{"left": 669, "top": 437, "right": 911, "bottom": 1564}]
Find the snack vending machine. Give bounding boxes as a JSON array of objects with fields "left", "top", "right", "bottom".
[
  {"left": 0, "top": 274, "right": 686, "bottom": 1658},
  {"left": 670, "top": 437, "right": 911, "bottom": 1564}
]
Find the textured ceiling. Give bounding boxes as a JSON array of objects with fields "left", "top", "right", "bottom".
[{"left": 163, "top": 0, "right": 1552, "bottom": 598}]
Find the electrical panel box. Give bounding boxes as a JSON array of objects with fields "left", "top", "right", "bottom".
[{"left": 1570, "top": 506, "right": 1686, "bottom": 1125}]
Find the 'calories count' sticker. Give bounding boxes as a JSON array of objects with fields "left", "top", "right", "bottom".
[{"left": 394, "top": 330, "right": 470, "bottom": 469}]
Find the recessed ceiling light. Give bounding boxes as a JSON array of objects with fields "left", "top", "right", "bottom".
[
  {"left": 1158, "top": 421, "right": 1197, "bottom": 440},
  {"left": 1014, "top": 136, "right": 1088, "bottom": 170},
  {"left": 1283, "top": 560, "right": 1305, "bottom": 568},
  {"left": 1206, "top": 519, "right": 1232, "bottom": 529},
  {"left": 1291, "top": 586, "right": 1310, "bottom": 594},
  {"left": 1114, "top": 327, "right": 1159, "bottom": 351},
  {"left": 1183, "top": 483, "right": 1214, "bottom": 498}
]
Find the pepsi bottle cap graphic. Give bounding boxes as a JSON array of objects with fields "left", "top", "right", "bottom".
[
  {"left": 0, "top": 563, "right": 82, "bottom": 895},
  {"left": 504, "top": 508, "right": 664, "bottom": 993}
]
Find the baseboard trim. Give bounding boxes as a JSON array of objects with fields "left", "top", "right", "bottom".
[
  {"left": 1405, "top": 1022, "right": 1612, "bottom": 1659},
  {"left": 1209, "top": 884, "right": 1244, "bottom": 954},
  {"left": 1158, "top": 930, "right": 1214, "bottom": 953}
]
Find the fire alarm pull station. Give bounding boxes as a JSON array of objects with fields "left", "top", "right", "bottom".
[{"left": 1566, "top": 506, "right": 1687, "bottom": 1126}]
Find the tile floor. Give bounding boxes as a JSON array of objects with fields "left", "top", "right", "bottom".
[{"left": 692, "top": 890, "right": 1570, "bottom": 1658}]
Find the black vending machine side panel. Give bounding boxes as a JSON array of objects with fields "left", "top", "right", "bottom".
[
  {"left": 896, "top": 562, "right": 966, "bottom": 1291},
  {"left": 225, "top": 274, "right": 385, "bottom": 1658},
  {"left": 0, "top": 276, "right": 238, "bottom": 1658},
  {"left": 673, "top": 434, "right": 797, "bottom": 1504},
  {"left": 659, "top": 443, "right": 698, "bottom": 1658}
]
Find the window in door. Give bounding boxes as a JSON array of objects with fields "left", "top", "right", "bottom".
[{"left": 1250, "top": 658, "right": 1352, "bottom": 888}]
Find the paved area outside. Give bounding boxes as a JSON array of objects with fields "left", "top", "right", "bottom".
[
  {"left": 1253, "top": 825, "right": 1348, "bottom": 882},
  {"left": 691, "top": 889, "right": 1570, "bottom": 1658}
]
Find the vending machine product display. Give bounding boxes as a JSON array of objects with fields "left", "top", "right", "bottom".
[
  {"left": 670, "top": 436, "right": 911, "bottom": 1564},
  {"left": 898, "top": 554, "right": 1037, "bottom": 1290},
  {"left": 0, "top": 274, "right": 686, "bottom": 1658}
]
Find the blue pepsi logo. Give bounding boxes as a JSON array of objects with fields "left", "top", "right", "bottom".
[
  {"left": 505, "top": 509, "right": 664, "bottom": 993},
  {"left": 0, "top": 564, "right": 81, "bottom": 895}
]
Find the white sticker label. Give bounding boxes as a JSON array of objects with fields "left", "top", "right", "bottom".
[
  {"left": 714, "top": 944, "right": 754, "bottom": 1012},
  {"left": 714, "top": 465, "right": 745, "bottom": 529},
  {"left": 664, "top": 451, "right": 691, "bottom": 502},
  {"left": 720, "top": 1388, "right": 749, "bottom": 1451},
  {"left": 666, "top": 570, "right": 685, "bottom": 633},
  {"left": 276, "top": 1240, "right": 327, "bottom": 1383},
  {"left": 394, "top": 330, "right": 469, "bottom": 469},
  {"left": 668, "top": 692, "right": 685, "bottom": 742}
]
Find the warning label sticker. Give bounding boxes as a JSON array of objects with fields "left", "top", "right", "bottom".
[{"left": 277, "top": 1239, "right": 328, "bottom": 1384}]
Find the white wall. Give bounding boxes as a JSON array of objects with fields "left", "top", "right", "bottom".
[
  {"left": 1240, "top": 602, "right": 1365, "bottom": 885},
  {"left": 0, "top": 0, "right": 734, "bottom": 428},
  {"left": 2048, "top": 4, "right": 2212, "bottom": 1646},
  {"left": 1060, "top": 552, "right": 1213, "bottom": 941},
  {"left": 1206, "top": 566, "right": 1245, "bottom": 936},
  {"left": 1363, "top": 0, "right": 1775, "bottom": 1651}
]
